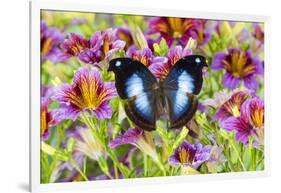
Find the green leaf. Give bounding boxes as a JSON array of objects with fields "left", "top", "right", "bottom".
[
  {"left": 172, "top": 127, "right": 189, "bottom": 151},
  {"left": 153, "top": 38, "right": 169, "bottom": 56}
]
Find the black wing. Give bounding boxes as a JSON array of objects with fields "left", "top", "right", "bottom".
[
  {"left": 163, "top": 55, "right": 207, "bottom": 128},
  {"left": 108, "top": 58, "right": 158, "bottom": 131}
]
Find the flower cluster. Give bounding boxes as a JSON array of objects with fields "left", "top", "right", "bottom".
[
  {"left": 40, "top": 11, "right": 265, "bottom": 183},
  {"left": 58, "top": 29, "right": 126, "bottom": 65}
]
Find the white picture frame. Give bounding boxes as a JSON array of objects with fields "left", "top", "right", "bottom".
[{"left": 30, "top": 1, "right": 270, "bottom": 192}]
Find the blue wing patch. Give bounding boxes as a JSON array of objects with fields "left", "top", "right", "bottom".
[
  {"left": 177, "top": 71, "right": 195, "bottom": 93},
  {"left": 134, "top": 93, "right": 153, "bottom": 122},
  {"left": 125, "top": 74, "right": 145, "bottom": 97},
  {"left": 165, "top": 90, "right": 190, "bottom": 122}
]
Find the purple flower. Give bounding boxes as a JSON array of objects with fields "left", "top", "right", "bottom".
[
  {"left": 212, "top": 48, "right": 263, "bottom": 90},
  {"left": 98, "top": 29, "right": 126, "bottom": 60},
  {"left": 60, "top": 29, "right": 125, "bottom": 65},
  {"left": 149, "top": 45, "right": 192, "bottom": 79},
  {"left": 116, "top": 27, "right": 133, "bottom": 50},
  {"left": 41, "top": 99, "right": 62, "bottom": 141},
  {"left": 221, "top": 97, "right": 264, "bottom": 145},
  {"left": 148, "top": 17, "right": 210, "bottom": 47},
  {"left": 169, "top": 141, "right": 211, "bottom": 169},
  {"left": 40, "top": 86, "right": 63, "bottom": 141},
  {"left": 252, "top": 23, "right": 264, "bottom": 44},
  {"left": 109, "top": 128, "right": 158, "bottom": 161},
  {"left": 52, "top": 67, "right": 117, "bottom": 121},
  {"left": 59, "top": 33, "right": 90, "bottom": 61},
  {"left": 126, "top": 47, "right": 167, "bottom": 70},
  {"left": 214, "top": 90, "right": 250, "bottom": 125},
  {"left": 40, "top": 21, "right": 64, "bottom": 63}
]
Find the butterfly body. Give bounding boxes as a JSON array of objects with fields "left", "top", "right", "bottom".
[{"left": 108, "top": 55, "right": 207, "bottom": 131}]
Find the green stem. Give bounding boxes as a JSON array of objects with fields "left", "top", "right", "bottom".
[
  {"left": 69, "top": 158, "right": 88, "bottom": 181},
  {"left": 46, "top": 125, "right": 65, "bottom": 182},
  {"left": 248, "top": 138, "right": 253, "bottom": 170},
  {"left": 83, "top": 157, "right": 87, "bottom": 174},
  {"left": 80, "top": 113, "right": 128, "bottom": 178},
  {"left": 156, "top": 159, "right": 166, "bottom": 176},
  {"left": 229, "top": 140, "right": 246, "bottom": 171},
  {"left": 143, "top": 154, "right": 148, "bottom": 176}
]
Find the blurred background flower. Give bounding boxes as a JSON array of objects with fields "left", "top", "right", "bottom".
[{"left": 41, "top": 21, "right": 64, "bottom": 63}]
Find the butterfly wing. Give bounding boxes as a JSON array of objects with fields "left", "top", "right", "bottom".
[
  {"left": 108, "top": 58, "right": 158, "bottom": 131},
  {"left": 163, "top": 55, "right": 207, "bottom": 128}
]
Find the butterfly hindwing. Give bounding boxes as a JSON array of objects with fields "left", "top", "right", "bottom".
[
  {"left": 109, "top": 58, "right": 158, "bottom": 130},
  {"left": 124, "top": 92, "right": 157, "bottom": 131},
  {"left": 163, "top": 55, "right": 207, "bottom": 128},
  {"left": 165, "top": 90, "right": 198, "bottom": 128}
]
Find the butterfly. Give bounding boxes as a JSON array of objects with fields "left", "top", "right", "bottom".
[{"left": 108, "top": 55, "right": 207, "bottom": 131}]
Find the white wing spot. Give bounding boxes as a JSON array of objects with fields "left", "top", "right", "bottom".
[
  {"left": 195, "top": 57, "right": 201, "bottom": 64},
  {"left": 115, "top": 61, "right": 121, "bottom": 67}
]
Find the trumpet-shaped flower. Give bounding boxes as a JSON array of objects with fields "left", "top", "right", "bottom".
[
  {"left": 60, "top": 33, "right": 89, "bottom": 60},
  {"left": 109, "top": 128, "right": 159, "bottom": 162},
  {"left": 116, "top": 27, "right": 133, "bottom": 50},
  {"left": 126, "top": 47, "right": 167, "bottom": 74},
  {"left": 41, "top": 21, "right": 64, "bottom": 63},
  {"left": 212, "top": 48, "right": 263, "bottom": 90},
  {"left": 41, "top": 87, "right": 62, "bottom": 140},
  {"left": 214, "top": 90, "right": 250, "bottom": 126},
  {"left": 52, "top": 67, "right": 117, "bottom": 120},
  {"left": 149, "top": 45, "right": 192, "bottom": 79},
  {"left": 252, "top": 23, "right": 264, "bottom": 44},
  {"left": 60, "top": 29, "right": 125, "bottom": 65},
  {"left": 221, "top": 97, "right": 264, "bottom": 145},
  {"left": 148, "top": 17, "right": 210, "bottom": 46},
  {"left": 75, "top": 127, "right": 106, "bottom": 161},
  {"left": 41, "top": 99, "right": 62, "bottom": 140},
  {"left": 169, "top": 141, "right": 211, "bottom": 169}
]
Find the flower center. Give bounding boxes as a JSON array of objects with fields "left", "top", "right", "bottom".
[
  {"left": 223, "top": 51, "right": 256, "bottom": 78},
  {"left": 41, "top": 110, "right": 48, "bottom": 136},
  {"left": 178, "top": 147, "right": 194, "bottom": 164},
  {"left": 251, "top": 108, "right": 264, "bottom": 128},
  {"left": 168, "top": 18, "right": 188, "bottom": 38},
  {"left": 71, "top": 43, "right": 86, "bottom": 55},
  {"left": 41, "top": 37, "right": 53, "bottom": 55},
  {"left": 68, "top": 77, "right": 108, "bottom": 111}
]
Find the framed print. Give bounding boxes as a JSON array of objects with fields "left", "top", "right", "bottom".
[{"left": 30, "top": 1, "right": 270, "bottom": 192}]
